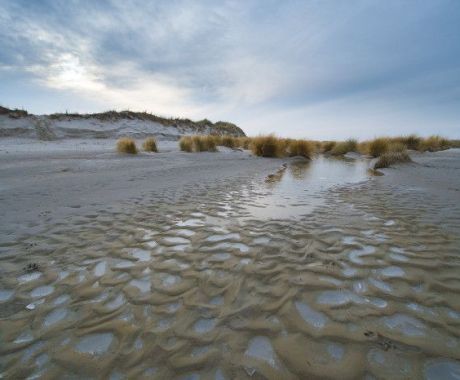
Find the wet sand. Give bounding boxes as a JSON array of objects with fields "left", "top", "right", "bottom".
[{"left": 0, "top": 141, "right": 459, "bottom": 379}]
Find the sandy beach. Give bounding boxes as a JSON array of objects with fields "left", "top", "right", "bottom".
[{"left": 1, "top": 137, "right": 459, "bottom": 379}]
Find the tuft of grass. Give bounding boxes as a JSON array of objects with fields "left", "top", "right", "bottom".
[
  {"left": 368, "top": 138, "right": 389, "bottom": 157},
  {"left": 180, "top": 135, "right": 217, "bottom": 152},
  {"left": 192, "top": 135, "right": 208, "bottom": 152},
  {"left": 203, "top": 135, "right": 218, "bottom": 151},
  {"left": 251, "top": 135, "right": 284, "bottom": 157},
  {"left": 388, "top": 142, "right": 406, "bottom": 153},
  {"left": 330, "top": 139, "right": 357, "bottom": 156},
  {"left": 142, "top": 137, "right": 158, "bottom": 152},
  {"left": 321, "top": 141, "right": 336, "bottom": 153},
  {"left": 179, "top": 136, "right": 193, "bottom": 152},
  {"left": 235, "top": 137, "right": 251, "bottom": 149},
  {"left": 419, "top": 135, "right": 450, "bottom": 152},
  {"left": 374, "top": 151, "right": 412, "bottom": 169},
  {"left": 117, "top": 137, "right": 137, "bottom": 154},
  {"left": 397, "top": 134, "right": 421, "bottom": 150},
  {"left": 288, "top": 139, "right": 315, "bottom": 159},
  {"left": 221, "top": 135, "right": 237, "bottom": 148}
]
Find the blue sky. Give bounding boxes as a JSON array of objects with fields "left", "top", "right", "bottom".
[{"left": 1, "top": 0, "right": 459, "bottom": 139}]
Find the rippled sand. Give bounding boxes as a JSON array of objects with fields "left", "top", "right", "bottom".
[{"left": 1, "top": 152, "right": 459, "bottom": 379}]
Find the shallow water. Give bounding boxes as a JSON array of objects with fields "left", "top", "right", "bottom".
[
  {"left": 1, "top": 156, "right": 459, "bottom": 379},
  {"left": 243, "top": 156, "right": 370, "bottom": 219}
]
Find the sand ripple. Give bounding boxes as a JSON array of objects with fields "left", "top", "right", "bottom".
[{"left": 0, "top": 159, "right": 459, "bottom": 379}]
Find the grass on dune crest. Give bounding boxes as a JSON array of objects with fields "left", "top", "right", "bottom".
[
  {"left": 374, "top": 151, "right": 412, "bottom": 169},
  {"left": 250, "top": 135, "right": 283, "bottom": 157},
  {"left": 221, "top": 135, "right": 237, "bottom": 148},
  {"left": 179, "top": 136, "right": 193, "bottom": 152},
  {"left": 179, "top": 133, "right": 458, "bottom": 158},
  {"left": 362, "top": 135, "right": 453, "bottom": 157},
  {"left": 419, "top": 135, "right": 450, "bottom": 152},
  {"left": 321, "top": 141, "right": 336, "bottom": 153},
  {"left": 249, "top": 135, "right": 315, "bottom": 158},
  {"left": 287, "top": 139, "right": 315, "bottom": 159},
  {"left": 117, "top": 138, "right": 137, "bottom": 154},
  {"left": 368, "top": 138, "right": 389, "bottom": 157},
  {"left": 238, "top": 137, "right": 251, "bottom": 149},
  {"left": 330, "top": 139, "right": 358, "bottom": 156},
  {"left": 142, "top": 137, "right": 158, "bottom": 152},
  {"left": 180, "top": 135, "right": 217, "bottom": 152}
]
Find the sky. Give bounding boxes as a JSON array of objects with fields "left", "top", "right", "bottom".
[{"left": 1, "top": 0, "right": 459, "bottom": 139}]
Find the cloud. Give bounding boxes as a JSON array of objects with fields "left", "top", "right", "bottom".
[{"left": 0, "top": 0, "right": 459, "bottom": 137}]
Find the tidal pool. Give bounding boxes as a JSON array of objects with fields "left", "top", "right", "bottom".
[{"left": 243, "top": 156, "right": 370, "bottom": 219}]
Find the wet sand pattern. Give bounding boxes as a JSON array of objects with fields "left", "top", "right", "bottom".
[{"left": 1, "top": 157, "right": 460, "bottom": 379}]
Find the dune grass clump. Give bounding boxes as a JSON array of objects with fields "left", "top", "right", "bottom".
[
  {"left": 321, "top": 141, "right": 336, "bottom": 153},
  {"left": 192, "top": 135, "right": 209, "bottom": 152},
  {"left": 203, "top": 135, "right": 218, "bottom": 151},
  {"left": 419, "top": 135, "right": 450, "bottom": 152},
  {"left": 117, "top": 137, "right": 137, "bottom": 154},
  {"left": 179, "top": 136, "right": 193, "bottom": 152},
  {"left": 374, "top": 151, "right": 412, "bottom": 169},
  {"left": 397, "top": 134, "right": 421, "bottom": 150},
  {"left": 251, "top": 135, "right": 285, "bottom": 157},
  {"left": 288, "top": 139, "right": 315, "bottom": 159},
  {"left": 196, "top": 135, "right": 218, "bottom": 152},
  {"left": 142, "top": 137, "right": 158, "bottom": 152},
  {"left": 221, "top": 135, "right": 237, "bottom": 148},
  {"left": 368, "top": 138, "right": 389, "bottom": 157},
  {"left": 235, "top": 137, "right": 251, "bottom": 149},
  {"left": 388, "top": 141, "right": 406, "bottom": 153},
  {"left": 180, "top": 135, "right": 217, "bottom": 152},
  {"left": 330, "top": 139, "right": 358, "bottom": 156}
]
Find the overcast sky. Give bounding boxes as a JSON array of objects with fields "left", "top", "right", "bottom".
[{"left": 1, "top": 0, "right": 459, "bottom": 139}]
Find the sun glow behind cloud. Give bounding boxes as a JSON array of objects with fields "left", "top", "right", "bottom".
[{"left": 0, "top": 0, "right": 459, "bottom": 139}]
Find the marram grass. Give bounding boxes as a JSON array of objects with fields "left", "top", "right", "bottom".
[
  {"left": 142, "top": 137, "right": 158, "bottom": 152},
  {"left": 374, "top": 151, "right": 412, "bottom": 169},
  {"left": 117, "top": 138, "right": 137, "bottom": 154}
]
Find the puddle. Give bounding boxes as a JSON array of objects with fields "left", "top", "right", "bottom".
[
  {"left": 382, "top": 314, "right": 426, "bottom": 336},
  {"left": 44, "top": 308, "right": 68, "bottom": 327},
  {"left": 114, "top": 260, "right": 134, "bottom": 269},
  {"left": 206, "top": 233, "right": 240, "bottom": 242},
  {"left": 212, "top": 242, "right": 249, "bottom": 253},
  {"left": 94, "top": 261, "right": 107, "bottom": 276},
  {"left": 164, "top": 236, "right": 190, "bottom": 245},
  {"left": 18, "top": 272, "right": 42, "bottom": 283},
  {"left": 295, "top": 301, "right": 328, "bottom": 329},
  {"left": 245, "top": 336, "right": 278, "bottom": 367},
  {"left": 424, "top": 359, "right": 460, "bottom": 380},
  {"left": 379, "top": 266, "right": 405, "bottom": 278},
  {"left": 30, "top": 286, "right": 54, "bottom": 298},
  {"left": 161, "top": 274, "right": 181, "bottom": 287},
  {"left": 129, "top": 278, "right": 151, "bottom": 293},
  {"left": 244, "top": 156, "right": 370, "bottom": 219},
  {"left": 327, "top": 343, "right": 345, "bottom": 361},
  {"left": 209, "top": 253, "right": 231, "bottom": 261},
  {"left": 316, "top": 290, "right": 363, "bottom": 306},
  {"left": 74, "top": 333, "right": 114, "bottom": 355},
  {"left": 0, "top": 289, "right": 14, "bottom": 301},
  {"left": 130, "top": 248, "right": 151, "bottom": 262},
  {"left": 194, "top": 318, "right": 216, "bottom": 333}
]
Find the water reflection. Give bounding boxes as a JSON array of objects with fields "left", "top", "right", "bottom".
[{"left": 246, "top": 155, "right": 370, "bottom": 219}]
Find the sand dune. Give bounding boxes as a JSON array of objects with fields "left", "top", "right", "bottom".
[{"left": 0, "top": 107, "right": 245, "bottom": 141}]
